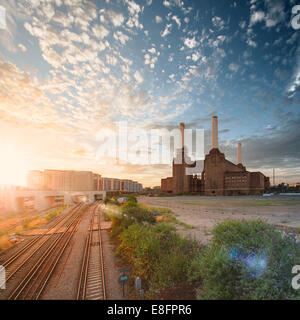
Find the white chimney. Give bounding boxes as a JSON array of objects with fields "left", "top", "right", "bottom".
[
  {"left": 211, "top": 116, "right": 218, "bottom": 149},
  {"left": 237, "top": 142, "right": 242, "bottom": 164}
]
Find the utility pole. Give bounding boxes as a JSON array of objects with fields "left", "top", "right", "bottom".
[{"left": 273, "top": 168, "right": 275, "bottom": 187}]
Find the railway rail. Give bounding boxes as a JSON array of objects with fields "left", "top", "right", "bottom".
[
  {"left": 8, "top": 210, "right": 83, "bottom": 300},
  {"left": 77, "top": 204, "right": 106, "bottom": 300},
  {"left": 0, "top": 204, "right": 83, "bottom": 291},
  {"left": 0, "top": 203, "right": 88, "bottom": 299}
]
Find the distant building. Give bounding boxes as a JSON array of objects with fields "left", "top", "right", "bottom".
[
  {"left": 289, "top": 183, "right": 300, "bottom": 188},
  {"left": 27, "top": 170, "right": 45, "bottom": 190},
  {"left": 161, "top": 116, "right": 270, "bottom": 196},
  {"left": 27, "top": 170, "right": 143, "bottom": 194}
]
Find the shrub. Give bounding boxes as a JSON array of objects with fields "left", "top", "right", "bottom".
[
  {"left": 188, "top": 219, "right": 300, "bottom": 300},
  {"left": 110, "top": 202, "right": 155, "bottom": 238},
  {"left": 126, "top": 195, "right": 137, "bottom": 204},
  {"left": 121, "top": 204, "right": 156, "bottom": 225},
  {"left": 117, "top": 222, "right": 201, "bottom": 293}
]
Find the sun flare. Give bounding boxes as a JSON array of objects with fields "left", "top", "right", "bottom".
[{"left": 0, "top": 142, "right": 30, "bottom": 186}]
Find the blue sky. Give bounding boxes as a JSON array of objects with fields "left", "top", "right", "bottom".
[{"left": 0, "top": 0, "right": 299, "bottom": 186}]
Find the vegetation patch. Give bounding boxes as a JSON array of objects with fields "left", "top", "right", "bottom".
[
  {"left": 157, "top": 214, "right": 196, "bottom": 230},
  {"left": 0, "top": 205, "right": 67, "bottom": 251},
  {"left": 181, "top": 200, "right": 300, "bottom": 207},
  {"left": 144, "top": 206, "right": 173, "bottom": 214},
  {"left": 187, "top": 219, "right": 300, "bottom": 300},
  {"left": 45, "top": 205, "right": 67, "bottom": 221},
  {"left": 109, "top": 201, "right": 201, "bottom": 297},
  {"left": 110, "top": 200, "right": 300, "bottom": 300}
]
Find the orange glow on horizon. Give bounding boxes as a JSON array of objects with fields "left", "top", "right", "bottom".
[{"left": 0, "top": 142, "right": 30, "bottom": 186}]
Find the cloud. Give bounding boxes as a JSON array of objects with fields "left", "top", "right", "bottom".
[
  {"left": 172, "top": 15, "right": 181, "bottom": 29},
  {"left": 155, "top": 16, "right": 162, "bottom": 23},
  {"left": 92, "top": 24, "right": 110, "bottom": 39},
  {"left": 249, "top": 10, "right": 265, "bottom": 26},
  {"left": 134, "top": 71, "right": 144, "bottom": 84},
  {"left": 212, "top": 16, "right": 225, "bottom": 30},
  {"left": 18, "top": 43, "right": 27, "bottom": 52},
  {"left": 191, "top": 51, "right": 201, "bottom": 62},
  {"left": 125, "top": 0, "right": 143, "bottom": 29},
  {"left": 222, "top": 114, "right": 300, "bottom": 178},
  {"left": 247, "top": 38, "right": 257, "bottom": 47},
  {"left": 264, "top": 0, "right": 286, "bottom": 28},
  {"left": 184, "top": 37, "right": 198, "bottom": 49},
  {"left": 249, "top": 0, "right": 286, "bottom": 29},
  {"left": 107, "top": 10, "right": 124, "bottom": 27},
  {"left": 0, "top": 57, "right": 61, "bottom": 130},
  {"left": 229, "top": 63, "right": 239, "bottom": 72},
  {"left": 113, "top": 30, "right": 130, "bottom": 45},
  {"left": 161, "top": 23, "right": 172, "bottom": 37},
  {"left": 163, "top": 0, "right": 171, "bottom": 7},
  {"left": 106, "top": 54, "right": 118, "bottom": 66}
]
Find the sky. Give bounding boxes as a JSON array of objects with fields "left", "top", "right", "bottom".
[{"left": 0, "top": 0, "right": 299, "bottom": 187}]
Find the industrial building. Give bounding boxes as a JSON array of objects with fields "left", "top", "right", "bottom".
[
  {"left": 161, "top": 116, "right": 270, "bottom": 195},
  {"left": 27, "top": 170, "right": 143, "bottom": 194}
]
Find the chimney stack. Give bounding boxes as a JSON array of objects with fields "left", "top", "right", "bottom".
[
  {"left": 180, "top": 122, "right": 185, "bottom": 149},
  {"left": 237, "top": 142, "right": 242, "bottom": 164},
  {"left": 211, "top": 116, "right": 218, "bottom": 149}
]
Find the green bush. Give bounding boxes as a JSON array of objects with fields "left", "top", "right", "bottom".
[
  {"left": 104, "top": 196, "right": 120, "bottom": 206},
  {"left": 121, "top": 203, "right": 156, "bottom": 225},
  {"left": 188, "top": 219, "right": 300, "bottom": 300},
  {"left": 117, "top": 222, "right": 200, "bottom": 293},
  {"left": 125, "top": 195, "right": 137, "bottom": 204},
  {"left": 110, "top": 202, "right": 155, "bottom": 238}
]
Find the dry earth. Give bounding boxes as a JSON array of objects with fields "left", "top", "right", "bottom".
[{"left": 139, "top": 195, "right": 300, "bottom": 244}]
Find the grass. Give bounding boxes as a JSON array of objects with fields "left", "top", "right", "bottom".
[
  {"left": 280, "top": 219, "right": 289, "bottom": 224},
  {"left": 0, "top": 205, "right": 67, "bottom": 252},
  {"left": 45, "top": 205, "right": 67, "bottom": 221},
  {"left": 156, "top": 213, "right": 196, "bottom": 230},
  {"left": 138, "top": 203, "right": 195, "bottom": 230},
  {"left": 144, "top": 206, "right": 173, "bottom": 214},
  {"left": 181, "top": 200, "right": 300, "bottom": 207}
]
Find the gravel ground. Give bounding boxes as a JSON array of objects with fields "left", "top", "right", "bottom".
[
  {"left": 139, "top": 195, "right": 300, "bottom": 244},
  {"left": 101, "top": 230, "right": 129, "bottom": 299}
]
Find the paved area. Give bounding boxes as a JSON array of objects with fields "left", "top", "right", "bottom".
[{"left": 139, "top": 195, "right": 300, "bottom": 243}]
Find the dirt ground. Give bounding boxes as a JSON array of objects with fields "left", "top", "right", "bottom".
[{"left": 139, "top": 195, "right": 300, "bottom": 244}]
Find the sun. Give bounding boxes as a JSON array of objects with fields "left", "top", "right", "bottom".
[{"left": 0, "top": 142, "right": 30, "bottom": 186}]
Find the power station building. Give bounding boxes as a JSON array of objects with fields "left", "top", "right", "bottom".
[{"left": 161, "top": 116, "right": 270, "bottom": 196}]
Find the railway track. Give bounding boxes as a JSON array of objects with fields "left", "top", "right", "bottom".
[
  {"left": 0, "top": 204, "right": 81, "bottom": 265},
  {"left": 77, "top": 204, "right": 106, "bottom": 300},
  {"left": 8, "top": 211, "right": 83, "bottom": 300},
  {"left": 0, "top": 204, "right": 88, "bottom": 300},
  {"left": 0, "top": 204, "right": 83, "bottom": 291}
]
